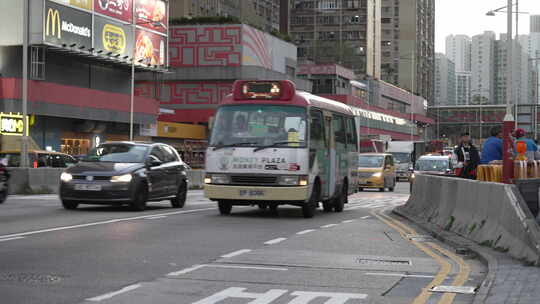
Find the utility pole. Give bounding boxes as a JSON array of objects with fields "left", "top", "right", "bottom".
[{"left": 502, "top": 0, "right": 515, "bottom": 184}]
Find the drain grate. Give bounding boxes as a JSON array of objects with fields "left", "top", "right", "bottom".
[
  {"left": 0, "top": 273, "right": 63, "bottom": 284},
  {"left": 430, "top": 285, "right": 477, "bottom": 294},
  {"left": 356, "top": 258, "right": 411, "bottom": 265}
]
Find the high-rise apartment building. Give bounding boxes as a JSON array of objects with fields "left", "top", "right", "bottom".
[
  {"left": 494, "top": 34, "right": 530, "bottom": 105},
  {"left": 445, "top": 35, "right": 471, "bottom": 72},
  {"left": 434, "top": 53, "right": 456, "bottom": 106},
  {"left": 290, "top": 0, "right": 376, "bottom": 77},
  {"left": 397, "top": 0, "right": 436, "bottom": 105},
  {"left": 456, "top": 72, "right": 471, "bottom": 105},
  {"left": 290, "top": 0, "right": 435, "bottom": 104},
  {"left": 471, "top": 31, "right": 496, "bottom": 104},
  {"left": 531, "top": 15, "right": 540, "bottom": 33},
  {"left": 170, "top": 0, "right": 280, "bottom": 32}
]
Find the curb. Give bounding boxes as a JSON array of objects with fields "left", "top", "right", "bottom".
[{"left": 392, "top": 207, "right": 496, "bottom": 304}]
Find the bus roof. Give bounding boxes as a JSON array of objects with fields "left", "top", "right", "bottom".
[{"left": 220, "top": 80, "right": 354, "bottom": 116}]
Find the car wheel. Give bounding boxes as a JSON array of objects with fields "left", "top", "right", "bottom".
[
  {"left": 379, "top": 187, "right": 385, "bottom": 192},
  {"left": 218, "top": 200, "right": 232, "bottom": 215},
  {"left": 358, "top": 187, "right": 364, "bottom": 192},
  {"left": 62, "top": 200, "right": 79, "bottom": 210},
  {"left": 269, "top": 204, "right": 278, "bottom": 214},
  {"left": 322, "top": 200, "right": 333, "bottom": 212},
  {"left": 334, "top": 184, "right": 346, "bottom": 213},
  {"left": 171, "top": 180, "right": 187, "bottom": 208},
  {"left": 130, "top": 184, "right": 148, "bottom": 211},
  {"left": 258, "top": 203, "right": 268, "bottom": 210},
  {"left": 302, "top": 183, "right": 319, "bottom": 218}
]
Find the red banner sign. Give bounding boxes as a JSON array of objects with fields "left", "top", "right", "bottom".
[
  {"left": 94, "top": 0, "right": 133, "bottom": 23},
  {"left": 135, "top": 29, "right": 166, "bottom": 66},
  {"left": 134, "top": 0, "right": 167, "bottom": 33}
]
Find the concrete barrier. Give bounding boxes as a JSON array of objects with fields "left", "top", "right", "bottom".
[
  {"left": 396, "top": 174, "right": 540, "bottom": 264},
  {"left": 6, "top": 168, "right": 206, "bottom": 195},
  {"left": 7, "top": 168, "right": 63, "bottom": 194}
]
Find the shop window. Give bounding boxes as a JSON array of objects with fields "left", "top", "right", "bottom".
[{"left": 61, "top": 139, "right": 90, "bottom": 156}]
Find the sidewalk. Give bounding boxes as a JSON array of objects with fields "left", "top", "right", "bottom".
[{"left": 482, "top": 248, "right": 540, "bottom": 304}]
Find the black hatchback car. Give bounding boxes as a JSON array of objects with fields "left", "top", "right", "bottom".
[{"left": 59, "top": 142, "right": 188, "bottom": 211}]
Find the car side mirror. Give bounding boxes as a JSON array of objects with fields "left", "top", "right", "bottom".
[{"left": 146, "top": 156, "right": 162, "bottom": 168}]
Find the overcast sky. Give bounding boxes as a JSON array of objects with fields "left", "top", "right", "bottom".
[{"left": 435, "top": 0, "right": 540, "bottom": 52}]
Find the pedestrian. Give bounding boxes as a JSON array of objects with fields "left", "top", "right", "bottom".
[
  {"left": 480, "top": 126, "right": 503, "bottom": 164},
  {"left": 454, "top": 132, "right": 480, "bottom": 179},
  {"left": 514, "top": 128, "right": 538, "bottom": 160}
]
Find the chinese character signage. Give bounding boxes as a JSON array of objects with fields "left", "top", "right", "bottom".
[
  {"left": 51, "top": 0, "right": 93, "bottom": 11},
  {"left": 94, "top": 0, "right": 133, "bottom": 23},
  {"left": 44, "top": 1, "right": 93, "bottom": 48},
  {"left": 94, "top": 16, "right": 134, "bottom": 58},
  {"left": 135, "top": 29, "right": 166, "bottom": 66},
  {"left": 135, "top": 0, "right": 167, "bottom": 33}
]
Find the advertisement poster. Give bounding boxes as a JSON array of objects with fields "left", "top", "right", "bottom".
[
  {"left": 51, "top": 0, "right": 93, "bottom": 11},
  {"left": 44, "top": 1, "right": 93, "bottom": 48},
  {"left": 94, "top": 0, "right": 133, "bottom": 23},
  {"left": 94, "top": 16, "right": 134, "bottom": 59},
  {"left": 134, "top": 29, "right": 166, "bottom": 66},
  {"left": 134, "top": 0, "right": 167, "bottom": 33}
]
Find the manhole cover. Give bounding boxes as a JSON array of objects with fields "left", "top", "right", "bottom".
[
  {"left": 0, "top": 273, "right": 63, "bottom": 284},
  {"left": 356, "top": 258, "right": 411, "bottom": 265},
  {"left": 408, "top": 235, "right": 435, "bottom": 242},
  {"left": 430, "top": 285, "right": 477, "bottom": 294}
]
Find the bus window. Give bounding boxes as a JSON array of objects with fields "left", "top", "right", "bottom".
[
  {"left": 309, "top": 109, "right": 325, "bottom": 148},
  {"left": 332, "top": 115, "right": 347, "bottom": 147},
  {"left": 346, "top": 117, "right": 358, "bottom": 150}
]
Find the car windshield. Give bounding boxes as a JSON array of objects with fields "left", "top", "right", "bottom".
[
  {"left": 391, "top": 152, "right": 410, "bottom": 164},
  {"left": 84, "top": 144, "right": 148, "bottom": 163},
  {"left": 415, "top": 159, "right": 449, "bottom": 172},
  {"left": 209, "top": 105, "right": 307, "bottom": 148},
  {"left": 358, "top": 155, "right": 384, "bottom": 168}
]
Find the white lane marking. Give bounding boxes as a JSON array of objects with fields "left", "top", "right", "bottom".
[
  {"left": 264, "top": 237, "right": 287, "bottom": 245},
  {"left": 85, "top": 284, "right": 141, "bottom": 302},
  {"left": 364, "top": 272, "right": 435, "bottom": 279},
  {"left": 221, "top": 249, "right": 252, "bottom": 258},
  {"left": 342, "top": 220, "right": 355, "bottom": 223},
  {"left": 205, "top": 264, "right": 288, "bottom": 271},
  {"left": 289, "top": 291, "right": 368, "bottom": 303},
  {"left": 192, "top": 287, "right": 287, "bottom": 304},
  {"left": 296, "top": 229, "right": 315, "bottom": 235},
  {"left": 346, "top": 206, "right": 364, "bottom": 210},
  {"left": 0, "top": 236, "right": 25, "bottom": 242},
  {"left": 320, "top": 224, "right": 338, "bottom": 228},
  {"left": 0, "top": 207, "right": 216, "bottom": 240},
  {"left": 167, "top": 264, "right": 206, "bottom": 276},
  {"left": 144, "top": 215, "right": 167, "bottom": 220},
  {"left": 361, "top": 216, "right": 371, "bottom": 219}
]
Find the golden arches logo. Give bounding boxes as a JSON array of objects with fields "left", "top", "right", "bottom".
[{"left": 46, "top": 8, "right": 61, "bottom": 39}]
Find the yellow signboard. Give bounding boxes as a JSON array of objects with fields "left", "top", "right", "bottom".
[
  {"left": 157, "top": 121, "right": 206, "bottom": 140},
  {"left": 51, "top": 0, "right": 93, "bottom": 11},
  {"left": 0, "top": 113, "right": 29, "bottom": 136}
]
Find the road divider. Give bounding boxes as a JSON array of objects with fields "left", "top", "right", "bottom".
[{"left": 396, "top": 174, "right": 540, "bottom": 264}]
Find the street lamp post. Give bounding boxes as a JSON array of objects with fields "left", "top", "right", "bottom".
[
  {"left": 487, "top": 0, "right": 516, "bottom": 183},
  {"left": 502, "top": 0, "right": 514, "bottom": 184},
  {"left": 21, "top": 0, "right": 29, "bottom": 168}
]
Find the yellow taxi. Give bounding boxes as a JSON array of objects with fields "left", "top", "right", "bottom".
[{"left": 357, "top": 153, "right": 397, "bottom": 192}]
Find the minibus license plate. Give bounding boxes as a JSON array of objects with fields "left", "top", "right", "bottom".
[{"left": 239, "top": 190, "right": 265, "bottom": 197}]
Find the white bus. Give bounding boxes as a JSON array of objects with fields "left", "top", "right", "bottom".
[{"left": 204, "top": 80, "right": 358, "bottom": 218}]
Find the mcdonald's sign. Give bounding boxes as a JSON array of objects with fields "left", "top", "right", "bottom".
[
  {"left": 44, "top": 1, "right": 92, "bottom": 48},
  {"left": 46, "top": 8, "right": 61, "bottom": 39}
]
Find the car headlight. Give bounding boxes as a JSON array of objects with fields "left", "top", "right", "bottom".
[
  {"left": 60, "top": 172, "right": 73, "bottom": 182},
  {"left": 206, "top": 174, "right": 229, "bottom": 184},
  {"left": 372, "top": 172, "right": 382, "bottom": 178},
  {"left": 278, "top": 175, "right": 308, "bottom": 186},
  {"left": 111, "top": 174, "right": 133, "bottom": 183},
  {"left": 411, "top": 173, "right": 416, "bottom": 179}
]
